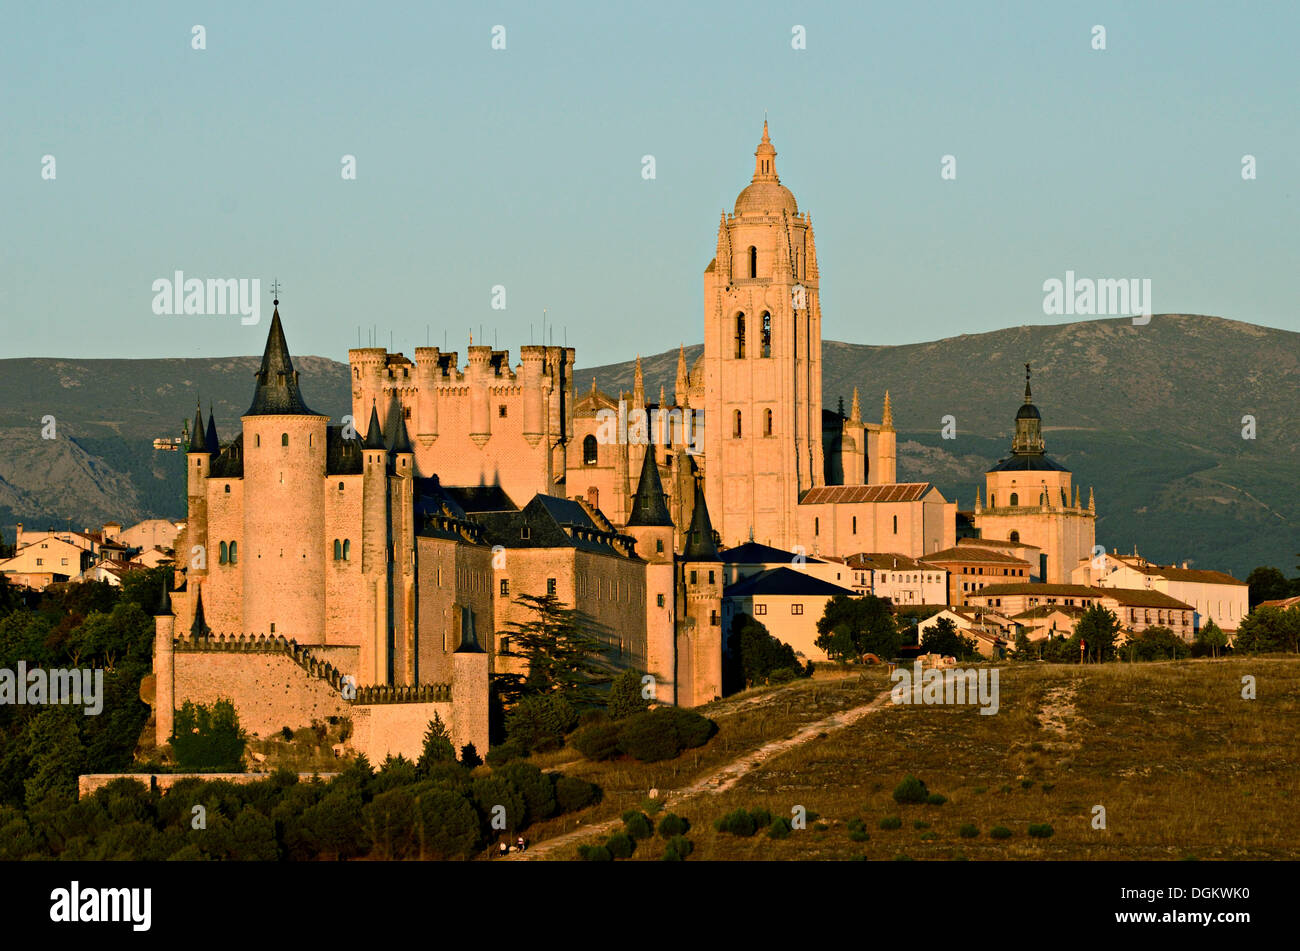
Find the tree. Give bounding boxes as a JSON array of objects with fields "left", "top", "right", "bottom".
[
  {"left": 501, "top": 593, "right": 611, "bottom": 704},
  {"left": 1125, "top": 626, "right": 1191, "bottom": 662},
  {"left": 23, "top": 707, "right": 87, "bottom": 808},
  {"left": 920, "top": 616, "right": 980, "bottom": 661},
  {"left": 1072, "top": 605, "right": 1120, "bottom": 663},
  {"left": 169, "top": 699, "right": 246, "bottom": 770},
  {"left": 725, "top": 612, "right": 805, "bottom": 691},
  {"left": 1195, "top": 619, "right": 1228, "bottom": 659},
  {"left": 417, "top": 714, "right": 456, "bottom": 773},
  {"left": 608, "top": 668, "right": 651, "bottom": 720},
  {"left": 1234, "top": 606, "right": 1300, "bottom": 654},
  {"left": 1245, "top": 566, "right": 1291, "bottom": 607},
  {"left": 1014, "top": 629, "right": 1036, "bottom": 660},
  {"left": 815, "top": 595, "right": 901, "bottom": 660}
]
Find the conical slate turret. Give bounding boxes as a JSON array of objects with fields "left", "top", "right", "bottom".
[
  {"left": 205, "top": 403, "right": 219, "bottom": 451},
  {"left": 363, "top": 401, "right": 387, "bottom": 450},
  {"left": 190, "top": 584, "right": 211, "bottom": 638},
  {"left": 627, "top": 444, "right": 672, "bottom": 527},
  {"left": 684, "top": 477, "right": 720, "bottom": 562},
  {"left": 189, "top": 399, "right": 208, "bottom": 453},
  {"left": 244, "top": 307, "right": 320, "bottom": 416}
]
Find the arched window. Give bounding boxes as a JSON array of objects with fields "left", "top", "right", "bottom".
[
  {"left": 761, "top": 312, "right": 771, "bottom": 357},
  {"left": 748, "top": 246, "right": 757, "bottom": 278},
  {"left": 333, "top": 539, "right": 342, "bottom": 561},
  {"left": 343, "top": 539, "right": 351, "bottom": 561},
  {"left": 281, "top": 433, "right": 289, "bottom": 446},
  {"left": 588, "top": 487, "right": 599, "bottom": 510},
  {"left": 1009, "top": 492, "right": 1019, "bottom": 506},
  {"left": 733, "top": 410, "right": 742, "bottom": 438},
  {"left": 218, "top": 541, "right": 228, "bottom": 564},
  {"left": 338, "top": 481, "right": 344, "bottom": 490},
  {"left": 735, "top": 314, "right": 746, "bottom": 359},
  {"left": 224, "top": 484, "right": 230, "bottom": 493},
  {"left": 764, "top": 409, "right": 773, "bottom": 436},
  {"left": 583, "top": 434, "right": 598, "bottom": 465},
  {"left": 1009, "top": 531, "right": 1020, "bottom": 543},
  {"left": 229, "top": 541, "right": 237, "bottom": 564}
]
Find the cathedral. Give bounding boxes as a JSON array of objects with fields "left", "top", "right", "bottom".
[{"left": 151, "top": 122, "right": 1093, "bottom": 759}]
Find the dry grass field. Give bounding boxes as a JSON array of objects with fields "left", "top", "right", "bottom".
[{"left": 516, "top": 658, "right": 1300, "bottom": 861}]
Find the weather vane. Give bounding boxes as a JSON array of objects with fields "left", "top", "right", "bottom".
[{"left": 270, "top": 279, "right": 281, "bottom": 304}]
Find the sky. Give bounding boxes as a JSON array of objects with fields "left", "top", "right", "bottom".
[{"left": 3, "top": 1, "right": 1297, "bottom": 367}]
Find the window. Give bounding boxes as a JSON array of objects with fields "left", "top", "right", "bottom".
[
  {"left": 224, "top": 484, "right": 231, "bottom": 493},
  {"left": 657, "top": 593, "right": 665, "bottom": 608},
  {"left": 735, "top": 314, "right": 746, "bottom": 358},
  {"left": 547, "top": 578, "right": 557, "bottom": 596},
  {"left": 342, "top": 539, "right": 350, "bottom": 561},
  {"left": 748, "top": 246, "right": 757, "bottom": 278},
  {"left": 690, "top": 570, "right": 697, "bottom": 585},
  {"left": 708, "top": 570, "right": 715, "bottom": 584},
  {"left": 281, "top": 433, "right": 289, "bottom": 446},
  {"left": 852, "top": 516, "right": 857, "bottom": 534},
  {"left": 1009, "top": 492, "right": 1019, "bottom": 506},
  {"left": 583, "top": 434, "right": 598, "bottom": 465},
  {"left": 711, "top": 610, "right": 719, "bottom": 626},
  {"left": 764, "top": 409, "right": 773, "bottom": 436},
  {"left": 521, "top": 525, "right": 530, "bottom": 540},
  {"left": 35, "top": 558, "right": 43, "bottom": 566},
  {"left": 656, "top": 539, "right": 664, "bottom": 553},
  {"left": 755, "top": 604, "right": 767, "bottom": 616},
  {"left": 333, "top": 539, "right": 341, "bottom": 561},
  {"left": 814, "top": 517, "right": 820, "bottom": 535},
  {"left": 733, "top": 410, "right": 742, "bottom": 438},
  {"left": 893, "top": 515, "right": 898, "bottom": 534},
  {"left": 498, "top": 405, "right": 507, "bottom": 418},
  {"left": 500, "top": 579, "right": 509, "bottom": 597},
  {"left": 61, "top": 558, "right": 68, "bottom": 566},
  {"left": 791, "top": 604, "right": 804, "bottom": 615},
  {"left": 761, "top": 312, "right": 771, "bottom": 357},
  {"left": 338, "top": 481, "right": 344, "bottom": 490},
  {"left": 229, "top": 541, "right": 238, "bottom": 564},
  {"left": 403, "top": 406, "right": 412, "bottom": 420},
  {"left": 1009, "top": 530, "right": 1019, "bottom": 543}
]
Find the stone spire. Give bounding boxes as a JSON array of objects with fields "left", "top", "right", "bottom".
[
  {"left": 659, "top": 384, "right": 666, "bottom": 408},
  {"left": 627, "top": 444, "right": 673, "bottom": 527},
  {"left": 205, "top": 403, "right": 219, "bottom": 451},
  {"left": 244, "top": 306, "right": 320, "bottom": 417},
  {"left": 1011, "top": 364, "right": 1045, "bottom": 455},
  {"left": 633, "top": 355, "right": 645, "bottom": 408},
  {"left": 157, "top": 577, "right": 173, "bottom": 616},
  {"left": 684, "top": 476, "right": 720, "bottom": 562},
  {"left": 974, "top": 486, "right": 983, "bottom": 514},
  {"left": 388, "top": 400, "right": 414, "bottom": 455},
  {"left": 882, "top": 390, "right": 894, "bottom": 430},
  {"left": 675, "top": 344, "right": 688, "bottom": 406},
  {"left": 189, "top": 399, "right": 208, "bottom": 453},
  {"left": 753, "top": 118, "right": 778, "bottom": 183},
  {"left": 1088, "top": 486, "right": 1096, "bottom": 513},
  {"left": 849, "top": 387, "right": 862, "bottom": 423},
  {"left": 190, "top": 583, "right": 211, "bottom": 638}
]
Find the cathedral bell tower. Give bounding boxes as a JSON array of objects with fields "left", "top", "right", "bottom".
[{"left": 702, "top": 121, "right": 823, "bottom": 551}]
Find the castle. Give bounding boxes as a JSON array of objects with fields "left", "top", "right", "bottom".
[{"left": 150, "top": 122, "right": 1097, "bottom": 759}]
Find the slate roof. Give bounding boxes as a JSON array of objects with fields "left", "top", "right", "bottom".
[
  {"left": 725, "top": 567, "right": 857, "bottom": 599},
  {"left": 471, "top": 495, "right": 633, "bottom": 558},
  {"left": 244, "top": 309, "right": 322, "bottom": 417},
  {"left": 720, "top": 541, "right": 825, "bottom": 566},
  {"left": 627, "top": 445, "right": 673, "bottom": 527},
  {"left": 987, "top": 453, "right": 1068, "bottom": 473},
  {"left": 800, "top": 483, "right": 932, "bottom": 505}
]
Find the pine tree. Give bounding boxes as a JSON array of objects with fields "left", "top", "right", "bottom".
[
  {"left": 502, "top": 593, "right": 611, "bottom": 704},
  {"left": 417, "top": 714, "right": 456, "bottom": 772}
]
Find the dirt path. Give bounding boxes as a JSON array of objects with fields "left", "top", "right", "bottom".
[{"left": 510, "top": 682, "right": 896, "bottom": 861}]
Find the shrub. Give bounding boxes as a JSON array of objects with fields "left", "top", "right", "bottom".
[
  {"left": 605, "top": 832, "right": 636, "bottom": 859},
  {"left": 485, "top": 739, "right": 527, "bottom": 767},
  {"left": 622, "top": 810, "right": 654, "bottom": 841},
  {"left": 849, "top": 830, "right": 870, "bottom": 842},
  {"left": 469, "top": 777, "right": 525, "bottom": 835},
  {"left": 416, "top": 714, "right": 456, "bottom": 772},
  {"left": 893, "top": 775, "right": 929, "bottom": 804},
  {"left": 912, "top": 820, "right": 930, "bottom": 830},
  {"left": 959, "top": 824, "right": 979, "bottom": 838},
  {"left": 1028, "top": 823, "right": 1054, "bottom": 838},
  {"left": 577, "top": 844, "right": 612, "bottom": 861},
  {"left": 413, "top": 789, "right": 481, "bottom": 859},
  {"left": 714, "top": 808, "right": 758, "bottom": 837},
  {"left": 662, "top": 845, "right": 684, "bottom": 861},
  {"left": 926, "top": 793, "right": 948, "bottom": 806},
  {"left": 657, "top": 813, "right": 690, "bottom": 838},
  {"left": 813, "top": 822, "right": 829, "bottom": 832},
  {"left": 170, "top": 700, "right": 246, "bottom": 771},
  {"left": 496, "top": 761, "right": 557, "bottom": 824},
  {"left": 608, "top": 669, "right": 651, "bottom": 720},
  {"left": 667, "top": 835, "right": 693, "bottom": 858},
  {"left": 990, "top": 826, "right": 1012, "bottom": 840},
  {"left": 749, "top": 807, "right": 773, "bottom": 828},
  {"left": 280, "top": 726, "right": 294, "bottom": 741},
  {"left": 1021, "top": 779, "right": 1035, "bottom": 789},
  {"left": 847, "top": 818, "right": 866, "bottom": 834},
  {"left": 570, "top": 722, "right": 623, "bottom": 762},
  {"left": 919, "top": 831, "right": 937, "bottom": 841},
  {"left": 878, "top": 816, "right": 902, "bottom": 830},
  {"left": 555, "top": 775, "right": 601, "bottom": 813},
  {"left": 768, "top": 817, "right": 792, "bottom": 839},
  {"left": 659, "top": 707, "right": 716, "bottom": 749},
  {"left": 459, "top": 743, "right": 483, "bottom": 768},
  {"left": 617, "top": 711, "right": 681, "bottom": 762},
  {"left": 505, "top": 694, "right": 578, "bottom": 754}
]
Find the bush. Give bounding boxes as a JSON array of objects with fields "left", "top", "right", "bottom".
[
  {"left": 469, "top": 777, "right": 525, "bottom": 835},
  {"left": 878, "top": 816, "right": 902, "bottom": 830},
  {"left": 617, "top": 711, "right": 682, "bottom": 762},
  {"left": 714, "top": 808, "right": 758, "bottom": 837},
  {"left": 849, "top": 829, "right": 870, "bottom": 842},
  {"left": 990, "top": 826, "right": 1012, "bottom": 840},
  {"left": 926, "top": 793, "right": 948, "bottom": 806},
  {"left": 496, "top": 761, "right": 557, "bottom": 825},
  {"left": 912, "top": 820, "right": 930, "bottom": 830},
  {"left": 505, "top": 694, "right": 578, "bottom": 754},
  {"left": 485, "top": 739, "right": 527, "bottom": 767},
  {"left": 608, "top": 669, "right": 651, "bottom": 720},
  {"left": 555, "top": 775, "right": 600, "bottom": 813},
  {"left": 622, "top": 810, "right": 654, "bottom": 841},
  {"left": 170, "top": 700, "right": 246, "bottom": 771},
  {"left": 768, "top": 817, "right": 792, "bottom": 839},
  {"left": 605, "top": 832, "right": 636, "bottom": 859},
  {"left": 959, "top": 824, "right": 979, "bottom": 838},
  {"left": 459, "top": 743, "right": 483, "bottom": 768},
  {"left": 1028, "top": 823, "right": 1054, "bottom": 838},
  {"left": 577, "top": 844, "right": 612, "bottom": 862},
  {"left": 570, "top": 722, "right": 623, "bottom": 762},
  {"left": 413, "top": 788, "right": 481, "bottom": 859},
  {"left": 892, "top": 775, "right": 929, "bottom": 804},
  {"left": 659, "top": 707, "right": 716, "bottom": 749},
  {"left": 657, "top": 813, "right": 690, "bottom": 838},
  {"left": 667, "top": 835, "right": 694, "bottom": 858}
]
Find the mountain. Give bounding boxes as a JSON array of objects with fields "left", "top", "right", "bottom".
[{"left": 1, "top": 314, "right": 1294, "bottom": 577}]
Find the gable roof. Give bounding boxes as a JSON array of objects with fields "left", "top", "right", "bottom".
[
  {"left": 840, "top": 552, "right": 929, "bottom": 572},
  {"left": 720, "top": 541, "right": 824, "bottom": 566},
  {"left": 800, "top": 482, "right": 933, "bottom": 505},
  {"left": 923, "top": 546, "right": 1032, "bottom": 566},
  {"left": 725, "top": 567, "right": 857, "bottom": 599}
]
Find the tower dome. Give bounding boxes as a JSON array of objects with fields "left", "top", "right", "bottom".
[{"left": 734, "top": 120, "right": 798, "bottom": 216}]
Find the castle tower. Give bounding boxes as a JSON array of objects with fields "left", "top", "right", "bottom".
[
  {"left": 703, "top": 120, "right": 823, "bottom": 550},
  {"left": 625, "top": 444, "right": 677, "bottom": 703},
  {"left": 185, "top": 400, "right": 210, "bottom": 586},
  {"left": 152, "top": 579, "right": 176, "bottom": 746},
  {"left": 239, "top": 304, "right": 329, "bottom": 643},
  {"left": 679, "top": 475, "right": 723, "bottom": 706},
  {"left": 361, "top": 401, "right": 391, "bottom": 684},
  {"left": 974, "top": 365, "right": 1096, "bottom": 583},
  {"left": 387, "top": 397, "right": 418, "bottom": 684}
]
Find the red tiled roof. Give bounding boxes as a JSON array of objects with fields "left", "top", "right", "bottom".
[
  {"left": 800, "top": 483, "right": 932, "bottom": 505},
  {"left": 923, "top": 546, "right": 1032, "bottom": 565},
  {"left": 973, "top": 583, "right": 1193, "bottom": 610}
]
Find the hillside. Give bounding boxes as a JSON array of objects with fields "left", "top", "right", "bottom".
[{"left": 1, "top": 314, "right": 1295, "bottom": 576}]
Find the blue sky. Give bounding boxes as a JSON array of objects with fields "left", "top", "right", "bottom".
[{"left": 3, "top": 1, "right": 1297, "bottom": 366}]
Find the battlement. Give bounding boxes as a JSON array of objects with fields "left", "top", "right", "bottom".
[
  {"left": 349, "top": 344, "right": 575, "bottom": 385},
  {"left": 353, "top": 683, "right": 451, "bottom": 704}
]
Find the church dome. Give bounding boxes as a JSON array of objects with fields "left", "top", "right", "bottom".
[
  {"left": 1016, "top": 402, "right": 1041, "bottom": 421},
  {"left": 734, "top": 120, "right": 798, "bottom": 217}
]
